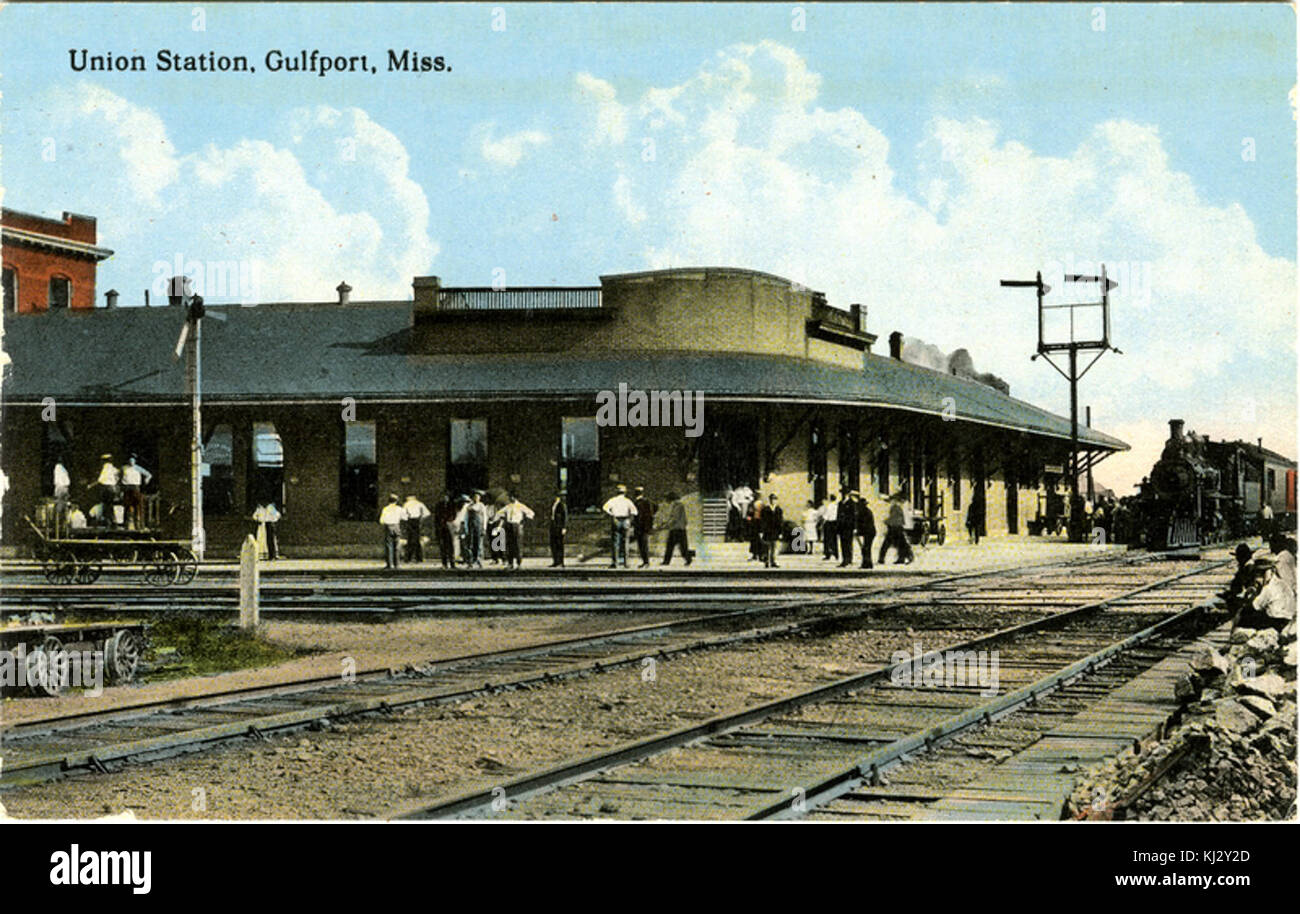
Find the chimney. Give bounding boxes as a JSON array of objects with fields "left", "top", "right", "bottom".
[
  {"left": 412, "top": 275, "right": 441, "bottom": 320},
  {"left": 1169, "top": 419, "right": 1185, "bottom": 441},
  {"left": 105, "top": 289, "right": 119, "bottom": 309},
  {"left": 889, "top": 331, "right": 903, "bottom": 360},
  {"left": 850, "top": 303, "right": 865, "bottom": 334},
  {"left": 336, "top": 281, "right": 352, "bottom": 305},
  {"left": 144, "top": 289, "right": 150, "bottom": 307},
  {"left": 168, "top": 275, "right": 191, "bottom": 306}
]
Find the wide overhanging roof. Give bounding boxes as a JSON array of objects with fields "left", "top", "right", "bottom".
[{"left": 0, "top": 303, "right": 1127, "bottom": 451}]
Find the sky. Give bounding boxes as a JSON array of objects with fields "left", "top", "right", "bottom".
[{"left": 1, "top": 2, "right": 1295, "bottom": 494}]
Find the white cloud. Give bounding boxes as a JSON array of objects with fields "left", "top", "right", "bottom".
[
  {"left": 28, "top": 84, "right": 437, "bottom": 302},
  {"left": 581, "top": 42, "right": 1295, "bottom": 488},
  {"left": 576, "top": 72, "right": 628, "bottom": 144},
  {"left": 479, "top": 126, "right": 550, "bottom": 168}
]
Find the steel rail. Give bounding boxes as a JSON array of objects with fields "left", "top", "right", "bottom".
[
  {"left": 0, "top": 552, "right": 1140, "bottom": 785},
  {"left": 398, "top": 558, "right": 1226, "bottom": 820},
  {"left": 2, "top": 553, "right": 1109, "bottom": 734}
]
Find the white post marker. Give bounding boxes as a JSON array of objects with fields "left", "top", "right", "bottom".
[{"left": 239, "top": 534, "right": 260, "bottom": 629}]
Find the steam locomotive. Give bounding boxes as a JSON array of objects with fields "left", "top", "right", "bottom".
[{"left": 1132, "top": 419, "right": 1231, "bottom": 550}]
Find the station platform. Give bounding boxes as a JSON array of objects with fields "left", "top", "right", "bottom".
[{"left": 0, "top": 536, "right": 1128, "bottom": 579}]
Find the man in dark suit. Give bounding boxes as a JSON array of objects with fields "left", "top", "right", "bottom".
[
  {"left": 855, "top": 492, "right": 876, "bottom": 569},
  {"left": 549, "top": 489, "right": 569, "bottom": 567},
  {"left": 837, "top": 490, "right": 857, "bottom": 567},
  {"left": 761, "top": 493, "right": 784, "bottom": 567},
  {"left": 632, "top": 485, "right": 656, "bottom": 568}
]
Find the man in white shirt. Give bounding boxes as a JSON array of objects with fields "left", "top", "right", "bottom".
[
  {"left": 402, "top": 494, "right": 431, "bottom": 563},
  {"left": 495, "top": 493, "right": 535, "bottom": 570},
  {"left": 602, "top": 484, "right": 638, "bottom": 568},
  {"left": 121, "top": 455, "right": 154, "bottom": 530},
  {"left": 91, "top": 454, "right": 119, "bottom": 527},
  {"left": 820, "top": 494, "right": 839, "bottom": 561},
  {"left": 378, "top": 494, "right": 406, "bottom": 569},
  {"left": 68, "top": 504, "right": 87, "bottom": 530},
  {"left": 729, "top": 483, "right": 754, "bottom": 541}
]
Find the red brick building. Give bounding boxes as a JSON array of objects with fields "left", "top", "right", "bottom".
[{"left": 1, "top": 208, "right": 114, "bottom": 313}]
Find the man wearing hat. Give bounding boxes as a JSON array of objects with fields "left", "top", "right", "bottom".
[
  {"left": 121, "top": 455, "right": 154, "bottom": 531},
  {"left": 549, "top": 489, "right": 569, "bottom": 567},
  {"left": 602, "top": 484, "right": 638, "bottom": 568},
  {"left": 464, "top": 490, "right": 489, "bottom": 567},
  {"left": 836, "top": 490, "right": 857, "bottom": 567},
  {"left": 90, "top": 453, "right": 120, "bottom": 527},
  {"left": 378, "top": 494, "right": 405, "bottom": 569},
  {"left": 854, "top": 492, "right": 876, "bottom": 569},
  {"left": 632, "top": 485, "right": 656, "bottom": 568}
]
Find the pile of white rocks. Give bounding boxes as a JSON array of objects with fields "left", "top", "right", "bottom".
[{"left": 1068, "top": 603, "right": 1296, "bottom": 820}]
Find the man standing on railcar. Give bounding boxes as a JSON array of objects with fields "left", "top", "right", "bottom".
[
  {"left": 52, "top": 459, "right": 71, "bottom": 533},
  {"left": 90, "top": 453, "right": 120, "bottom": 527},
  {"left": 837, "top": 491, "right": 857, "bottom": 567},
  {"left": 121, "top": 455, "right": 154, "bottom": 531},
  {"left": 549, "top": 489, "right": 569, "bottom": 567},
  {"left": 633, "top": 485, "right": 656, "bottom": 568},
  {"left": 602, "top": 484, "right": 637, "bottom": 568},
  {"left": 379, "top": 494, "right": 405, "bottom": 569},
  {"left": 402, "top": 494, "right": 431, "bottom": 563}
]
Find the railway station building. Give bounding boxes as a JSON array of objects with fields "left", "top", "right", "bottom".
[{"left": 2, "top": 260, "right": 1127, "bottom": 558}]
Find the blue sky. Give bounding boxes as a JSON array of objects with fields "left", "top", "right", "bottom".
[{"left": 1, "top": 3, "right": 1295, "bottom": 489}]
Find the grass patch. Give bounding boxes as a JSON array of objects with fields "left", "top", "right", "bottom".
[{"left": 142, "top": 614, "right": 303, "bottom": 681}]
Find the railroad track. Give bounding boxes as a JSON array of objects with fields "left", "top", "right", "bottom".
[
  {"left": 397, "top": 559, "right": 1228, "bottom": 821},
  {"left": 0, "top": 552, "right": 1154, "bottom": 788}
]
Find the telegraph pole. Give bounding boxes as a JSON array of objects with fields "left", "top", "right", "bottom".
[
  {"left": 1002, "top": 266, "right": 1120, "bottom": 542},
  {"left": 173, "top": 280, "right": 208, "bottom": 559}
]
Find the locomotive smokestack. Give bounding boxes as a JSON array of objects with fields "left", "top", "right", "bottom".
[{"left": 1169, "top": 419, "right": 1185, "bottom": 441}]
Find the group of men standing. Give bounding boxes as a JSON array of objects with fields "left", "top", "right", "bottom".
[
  {"left": 48, "top": 453, "right": 154, "bottom": 533},
  {"left": 601, "top": 484, "right": 693, "bottom": 567},
  {"left": 379, "top": 490, "right": 536, "bottom": 571}
]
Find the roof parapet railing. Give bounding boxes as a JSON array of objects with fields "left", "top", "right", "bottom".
[{"left": 436, "top": 287, "right": 602, "bottom": 311}]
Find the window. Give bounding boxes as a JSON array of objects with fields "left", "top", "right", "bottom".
[
  {"left": 809, "top": 419, "right": 827, "bottom": 503},
  {"left": 339, "top": 420, "right": 378, "bottom": 520},
  {"left": 950, "top": 457, "right": 962, "bottom": 511},
  {"left": 203, "top": 424, "right": 235, "bottom": 516},
  {"left": 877, "top": 446, "right": 890, "bottom": 495},
  {"left": 2, "top": 267, "right": 15, "bottom": 313},
  {"left": 1267, "top": 469, "right": 1276, "bottom": 493},
  {"left": 48, "top": 276, "right": 71, "bottom": 310},
  {"left": 560, "top": 417, "right": 600, "bottom": 512},
  {"left": 247, "top": 421, "right": 284, "bottom": 512},
  {"left": 837, "top": 423, "right": 859, "bottom": 494},
  {"left": 448, "top": 418, "right": 488, "bottom": 496}
]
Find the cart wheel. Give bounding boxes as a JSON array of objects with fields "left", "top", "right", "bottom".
[
  {"left": 105, "top": 628, "right": 143, "bottom": 683},
  {"left": 45, "top": 550, "right": 77, "bottom": 585},
  {"left": 143, "top": 551, "right": 180, "bottom": 587},
  {"left": 74, "top": 562, "right": 102, "bottom": 584},
  {"left": 172, "top": 549, "right": 198, "bottom": 585},
  {"left": 937, "top": 523, "right": 946, "bottom": 546},
  {"left": 27, "top": 635, "right": 66, "bottom": 696}
]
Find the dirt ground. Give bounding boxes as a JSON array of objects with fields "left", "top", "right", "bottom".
[
  {"left": 0, "top": 620, "right": 989, "bottom": 820},
  {"left": 1, "top": 612, "right": 697, "bottom": 725}
]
